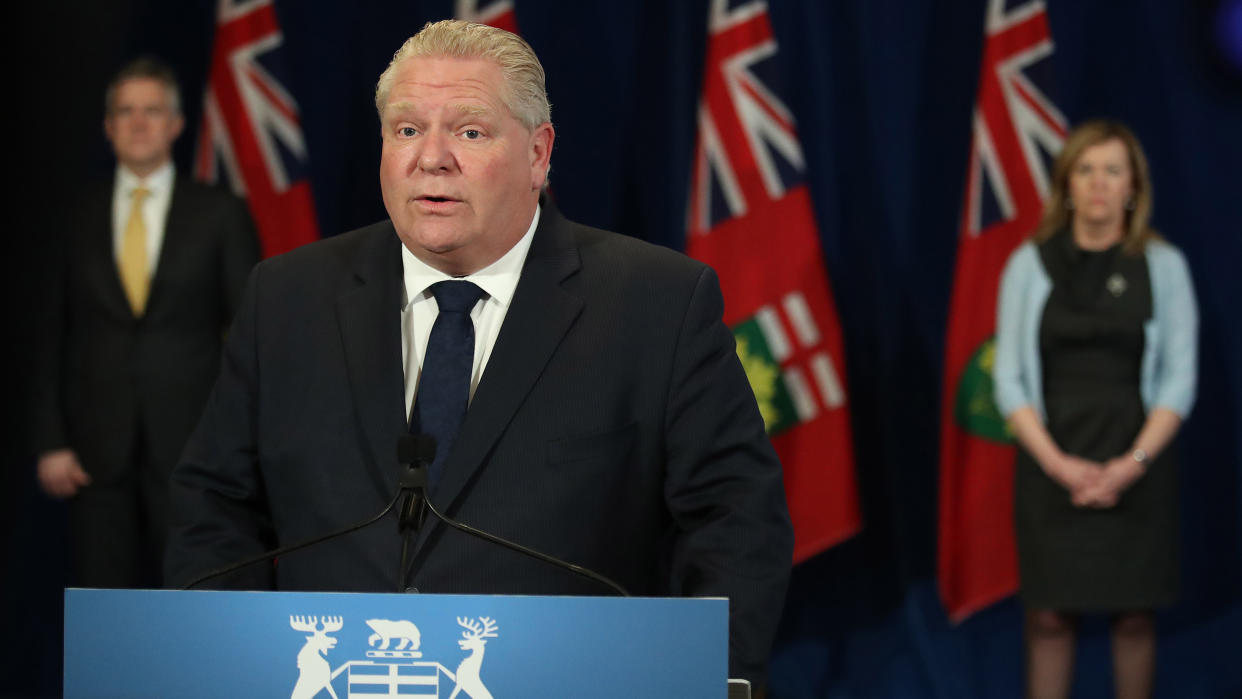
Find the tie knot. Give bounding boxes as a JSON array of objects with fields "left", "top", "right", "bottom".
[
  {"left": 131, "top": 186, "right": 151, "bottom": 204},
  {"left": 430, "top": 280, "right": 484, "bottom": 314}
]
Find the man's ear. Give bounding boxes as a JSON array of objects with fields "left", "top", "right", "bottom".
[{"left": 529, "top": 122, "right": 555, "bottom": 189}]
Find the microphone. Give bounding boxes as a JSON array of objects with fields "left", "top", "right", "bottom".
[
  {"left": 397, "top": 434, "right": 436, "bottom": 533},
  {"left": 397, "top": 434, "right": 434, "bottom": 590},
  {"left": 397, "top": 434, "right": 630, "bottom": 597}
]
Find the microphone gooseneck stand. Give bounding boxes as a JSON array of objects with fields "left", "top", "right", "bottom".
[
  {"left": 395, "top": 434, "right": 630, "bottom": 597},
  {"left": 186, "top": 434, "right": 631, "bottom": 598},
  {"left": 182, "top": 488, "right": 405, "bottom": 590}
]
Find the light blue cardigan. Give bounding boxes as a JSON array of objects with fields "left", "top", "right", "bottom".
[{"left": 993, "top": 238, "right": 1198, "bottom": 421}]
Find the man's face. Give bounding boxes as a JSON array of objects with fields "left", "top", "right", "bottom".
[
  {"left": 379, "top": 56, "right": 554, "bottom": 275},
  {"left": 104, "top": 78, "right": 183, "bottom": 176}
]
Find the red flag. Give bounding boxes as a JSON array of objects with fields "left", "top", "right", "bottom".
[
  {"left": 195, "top": 0, "right": 320, "bottom": 258},
  {"left": 456, "top": 0, "right": 519, "bottom": 33},
  {"left": 937, "top": 0, "right": 1067, "bottom": 621},
  {"left": 688, "top": 0, "right": 860, "bottom": 562}
]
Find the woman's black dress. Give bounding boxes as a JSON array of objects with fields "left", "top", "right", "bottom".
[{"left": 1014, "top": 232, "right": 1178, "bottom": 611}]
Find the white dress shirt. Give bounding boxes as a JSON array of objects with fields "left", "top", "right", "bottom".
[
  {"left": 112, "top": 162, "right": 175, "bottom": 276},
  {"left": 400, "top": 205, "right": 540, "bottom": 419}
]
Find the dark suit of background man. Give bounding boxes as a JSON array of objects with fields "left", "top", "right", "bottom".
[
  {"left": 33, "top": 58, "right": 259, "bottom": 588},
  {"left": 165, "top": 20, "right": 793, "bottom": 688}
]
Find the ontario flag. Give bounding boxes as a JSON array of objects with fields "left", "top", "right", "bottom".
[
  {"left": 937, "top": 0, "right": 1067, "bottom": 620},
  {"left": 456, "top": 0, "right": 519, "bottom": 33},
  {"left": 688, "top": 0, "right": 860, "bottom": 563},
  {"left": 195, "top": 0, "right": 319, "bottom": 258}
]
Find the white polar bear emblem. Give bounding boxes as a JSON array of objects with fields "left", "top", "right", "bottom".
[{"left": 365, "top": 619, "right": 421, "bottom": 650}]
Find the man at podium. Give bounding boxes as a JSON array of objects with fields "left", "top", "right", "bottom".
[{"left": 166, "top": 19, "right": 793, "bottom": 689}]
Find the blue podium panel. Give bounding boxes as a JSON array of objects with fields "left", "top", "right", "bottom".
[{"left": 64, "top": 589, "right": 727, "bottom": 698}]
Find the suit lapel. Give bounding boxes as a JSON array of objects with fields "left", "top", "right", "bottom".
[
  {"left": 146, "top": 176, "right": 192, "bottom": 315},
  {"left": 424, "top": 203, "right": 583, "bottom": 524},
  {"left": 337, "top": 224, "right": 409, "bottom": 497},
  {"left": 85, "top": 179, "right": 134, "bottom": 322}
]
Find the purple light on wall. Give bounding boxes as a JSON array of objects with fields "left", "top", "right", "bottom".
[{"left": 1219, "top": 0, "right": 1242, "bottom": 70}]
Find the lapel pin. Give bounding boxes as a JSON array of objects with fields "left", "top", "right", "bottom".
[{"left": 1106, "top": 273, "right": 1127, "bottom": 297}]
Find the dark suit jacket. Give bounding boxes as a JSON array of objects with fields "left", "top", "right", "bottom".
[
  {"left": 165, "top": 203, "right": 793, "bottom": 683},
  {"left": 34, "top": 174, "right": 258, "bottom": 481}
]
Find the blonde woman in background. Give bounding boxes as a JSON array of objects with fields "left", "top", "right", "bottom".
[{"left": 994, "top": 120, "right": 1198, "bottom": 699}]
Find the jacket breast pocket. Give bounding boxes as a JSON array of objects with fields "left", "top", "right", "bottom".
[{"left": 547, "top": 423, "right": 638, "bottom": 468}]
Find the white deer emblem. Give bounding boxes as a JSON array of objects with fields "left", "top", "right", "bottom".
[
  {"left": 289, "top": 615, "right": 343, "bottom": 699},
  {"left": 448, "top": 616, "right": 499, "bottom": 699}
]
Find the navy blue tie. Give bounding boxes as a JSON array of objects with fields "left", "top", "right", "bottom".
[{"left": 413, "top": 281, "right": 485, "bottom": 492}]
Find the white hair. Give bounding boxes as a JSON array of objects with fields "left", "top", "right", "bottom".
[{"left": 375, "top": 19, "right": 551, "bottom": 129}]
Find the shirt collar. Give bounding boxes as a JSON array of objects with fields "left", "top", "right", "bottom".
[
  {"left": 116, "top": 161, "right": 175, "bottom": 197},
  {"left": 400, "top": 204, "right": 541, "bottom": 311}
]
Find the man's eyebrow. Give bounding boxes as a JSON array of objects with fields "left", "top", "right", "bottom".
[
  {"left": 385, "top": 101, "right": 416, "bottom": 117},
  {"left": 450, "top": 103, "right": 491, "bottom": 118},
  {"left": 383, "top": 102, "right": 492, "bottom": 120}
]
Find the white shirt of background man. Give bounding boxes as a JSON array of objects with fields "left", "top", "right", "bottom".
[{"left": 111, "top": 161, "right": 175, "bottom": 276}]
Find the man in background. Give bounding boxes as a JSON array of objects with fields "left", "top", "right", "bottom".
[{"left": 34, "top": 58, "right": 258, "bottom": 587}]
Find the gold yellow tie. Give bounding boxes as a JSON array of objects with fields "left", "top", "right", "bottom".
[{"left": 119, "top": 186, "right": 151, "bottom": 315}]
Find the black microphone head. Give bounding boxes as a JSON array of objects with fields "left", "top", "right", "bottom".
[{"left": 398, "top": 434, "right": 437, "bottom": 465}]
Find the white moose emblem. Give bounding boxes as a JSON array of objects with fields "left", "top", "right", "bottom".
[
  {"left": 289, "top": 615, "right": 344, "bottom": 699},
  {"left": 447, "top": 616, "right": 499, "bottom": 699}
]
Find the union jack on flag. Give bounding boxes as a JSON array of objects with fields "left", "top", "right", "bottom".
[
  {"left": 963, "top": 0, "right": 1068, "bottom": 238},
  {"left": 938, "top": 0, "right": 1067, "bottom": 621},
  {"left": 688, "top": 0, "right": 860, "bottom": 563},
  {"left": 456, "top": 0, "right": 519, "bottom": 33},
  {"left": 689, "top": 0, "right": 805, "bottom": 233},
  {"left": 195, "top": 0, "right": 319, "bottom": 257}
]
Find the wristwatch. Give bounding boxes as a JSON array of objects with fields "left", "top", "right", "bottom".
[{"left": 1131, "top": 448, "right": 1148, "bottom": 467}]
